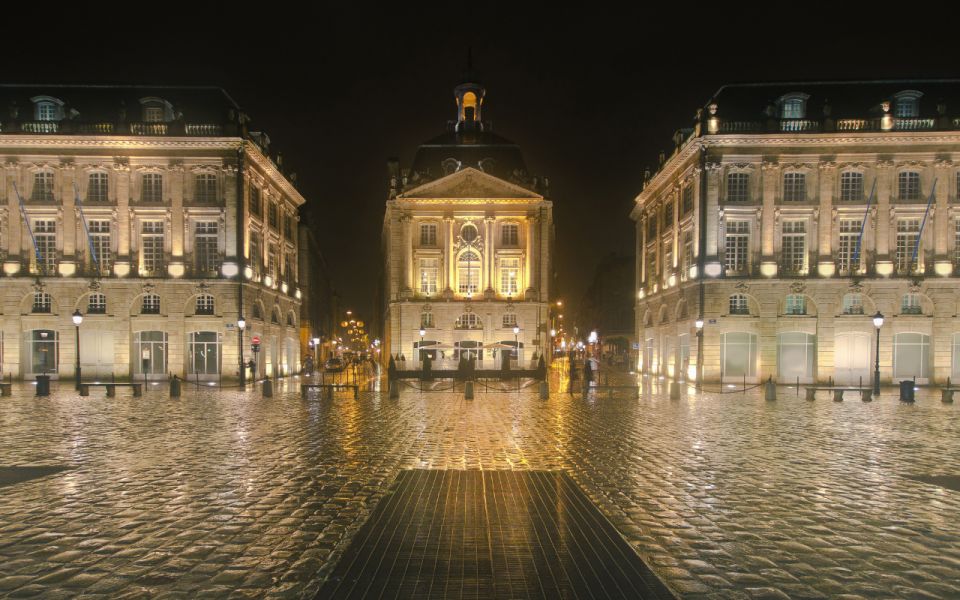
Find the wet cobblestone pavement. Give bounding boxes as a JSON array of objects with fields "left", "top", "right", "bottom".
[{"left": 1, "top": 373, "right": 959, "bottom": 598}]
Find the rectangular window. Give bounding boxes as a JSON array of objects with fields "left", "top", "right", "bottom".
[
  {"left": 283, "top": 214, "right": 292, "bottom": 239},
  {"left": 144, "top": 106, "right": 164, "bottom": 123},
  {"left": 420, "top": 312, "right": 434, "bottom": 328},
  {"left": 88, "top": 294, "right": 107, "bottom": 314},
  {"left": 781, "top": 220, "right": 807, "bottom": 275},
  {"left": 142, "top": 173, "right": 163, "bottom": 203},
  {"left": 839, "top": 172, "right": 863, "bottom": 202},
  {"left": 194, "top": 173, "right": 217, "bottom": 203},
  {"left": 283, "top": 253, "right": 294, "bottom": 281},
  {"left": 662, "top": 240, "right": 673, "bottom": 280},
  {"left": 662, "top": 200, "right": 674, "bottom": 229},
  {"left": 955, "top": 220, "right": 960, "bottom": 267},
  {"left": 842, "top": 294, "right": 863, "bottom": 315},
  {"left": 249, "top": 187, "right": 262, "bottom": 216},
  {"left": 33, "top": 219, "right": 57, "bottom": 275},
  {"left": 141, "top": 221, "right": 164, "bottom": 275},
  {"left": 419, "top": 258, "right": 438, "bottom": 295},
  {"left": 195, "top": 222, "right": 219, "bottom": 274},
  {"left": 681, "top": 229, "right": 694, "bottom": 279},
  {"left": 142, "top": 295, "right": 160, "bottom": 314},
  {"left": 268, "top": 243, "right": 278, "bottom": 278},
  {"left": 896, "top": 218, "right": 921, "bottom": 273},
  {"left": 502, "top": 313, "right": 517, "bottom": 328},
  {"left": 724, "top": 221, "right": 749, "bottom": 274},
  {"left": 501, "top": 223, "right": 519, "bottom": 246},
  {"left": 268, "top": 202, "right": 278, "bottom": 229},
  {"left": 32, "top": 172, "right": 55, "bottom": 202},
  {"left": 249, "top": 231, "right": 261, "bottom": 274},
  {"left": 729, "top": 295, "right": 749, "bottom": 315},
  {"left": 646, "top": 215, "right": 657, "bottom": 239},
  {"left": 901, "top": 294, "right": 922, "bottom": 315},
  {"left": 420, "top": 223, "right": 438, "bottom": 246},
  {"left": 726, "top": 173, "right": 749, "bottom": 202},
  {"left": 87, "top": 172, "right": 109, "bottom": 202},
  {"left": 646, "top": 251, "right": 657, "bottom": 285},
  {"left": 500, "top": 257, "right": 520, "bottom": 296},
  {"left": 682, "top": 185, "right": 694, "bottom": 214},
  {"left": 837, "top": 219, "right": 862, "bottom": 274},
  {"left": 88, "top": 219, "right": 112, "bottom": 272},
  {"left": 898, "top": 171, "right": 921, "bottom": 201},
  {"left": 785, "top": 295, "right": 807, "bottom": 315},
  {"left": 783, "top": 172, "right": 806, "bottom": 202}
]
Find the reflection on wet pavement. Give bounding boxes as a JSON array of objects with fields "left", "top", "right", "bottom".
[{"left": 0, "top": 372, "right": 958, "bottom": 599}]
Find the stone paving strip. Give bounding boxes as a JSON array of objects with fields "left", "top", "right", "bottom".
[{"left": 0, "top": 375, "right": 958, "bottom": 598}]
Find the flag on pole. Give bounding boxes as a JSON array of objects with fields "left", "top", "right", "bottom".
[
  {"left": 910, "top": 178, "right": 937, "bottom": 273},
  {"left": 12, "top": 182, "right": 44, "bottom": 274},
  {"left": 74, "top": 183, "right": 100, "bottom": 277}
]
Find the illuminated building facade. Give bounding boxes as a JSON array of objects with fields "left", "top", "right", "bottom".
[
  {"left": 0, "top": 86, "right": 303, "bottom": 381},
  {"left": 382, "top": 77, "right": 554, "bottom": 369},
  {"left": 633, "top": 81, "right": 960, "bottom": 385}
]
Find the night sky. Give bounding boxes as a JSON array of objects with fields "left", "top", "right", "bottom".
[{"left": 4, "top": 7, "right": 954, "bottom": 324}]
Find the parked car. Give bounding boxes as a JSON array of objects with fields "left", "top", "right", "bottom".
[{"left": 324, "top": 357, "right": 345, "bottom": 373}]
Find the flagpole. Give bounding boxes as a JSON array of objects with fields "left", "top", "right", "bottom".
[
  {"left": 13, "top": 182, "right": 44, "bottom": 274},
  {"left": 74, "top": 183, "right": 100, "bottom": 278},
  {"left": 910, "top": 179, "right": 937, "bottom": 273},
  {"left": 851, "top": 178, "right": 876, "bottom": 275}
]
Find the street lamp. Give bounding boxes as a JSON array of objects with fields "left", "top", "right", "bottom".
[
  {"left": 694, "top": 318, "right": 705, "bottom": 391},
  {"left": 419, "top": 328, "right": 426, "bottom": 365},
  {"left": 237, "top": 315, "right": 246, "bottom": 388},
  {"left": 513, "top": 325, "right": 520, "bottom": 366},
  {"left": 873, "top": 311, "right": 884, "bottom": 395},
  {"left": 72, "top": 309, "right": 83, "bottom": 390}
]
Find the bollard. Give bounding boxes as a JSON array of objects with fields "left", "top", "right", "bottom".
[
  {"left": 389, "top": 380, "right": 399, "bottom": 399},
  {"left": 465, "top": 381, "right": 474, "bottom": 400},
  {"left": 539, "top": 381, "right": 549, "bottom": 400},
  {"left": 942, "top": 389, "right": 954, "bottom": 404},
  {"left": 170, "top": 376, "right": 181, "bottom": 398},
  {"left": 669, "top": 381, "right": 680, "bottom": 399},
  {"left": 898, "top": 380, "right": 914, "bottom": 402},
  {"left": 262, "top": 378, "right": 273, "bottom": 398},
  {"left": 765, "top": 379, "right": 777, "bottom": 401},
  {"left": 35, "top": 375, "right": 50, "bottom": 397}
]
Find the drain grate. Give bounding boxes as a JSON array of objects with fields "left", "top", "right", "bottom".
[{"left": 317, "top": 470, "right": 674, "bottom": 599}]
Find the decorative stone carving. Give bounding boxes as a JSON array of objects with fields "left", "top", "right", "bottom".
[
  {"left": 734, "top": 281, "right": 749, "bottom": 293},
  {"left": 790, "top": 281, "right": 806, "bottom": 294}
]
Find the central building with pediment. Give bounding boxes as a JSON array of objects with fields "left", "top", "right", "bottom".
[{"left": 381, "top": 76, "right": 553, "bottom": 371}]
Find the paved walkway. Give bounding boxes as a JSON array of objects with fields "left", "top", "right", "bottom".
[{"left": 0, "top": 374, "right": 958, "bottom": 598}]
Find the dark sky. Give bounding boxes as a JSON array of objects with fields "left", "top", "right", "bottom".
[{"left": 4, "top": 6, "right": 955, "bottom": 323}]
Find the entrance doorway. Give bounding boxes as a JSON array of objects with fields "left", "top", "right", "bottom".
[
  {"left": 133, "top": 331, "right": 168, "bottom": 380},
  {"left": 834, "top": 332, "right": 871, "bottom": 385}
]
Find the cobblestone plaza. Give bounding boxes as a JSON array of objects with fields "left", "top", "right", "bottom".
[{"left": 1, "top": 374, "right": 959, "bottom": 598}]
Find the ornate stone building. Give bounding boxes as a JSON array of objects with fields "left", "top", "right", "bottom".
[
  {"left": 633, "top": 80, "right": 960, "bottom": 385},
  {"left": 381, "top": 77, "right": 554, "bottom": 370},
  {"left": 0, "top": 86, "right": 304, "bottom": 381}
]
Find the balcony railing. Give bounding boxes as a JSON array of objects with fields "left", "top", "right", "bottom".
[
  {"left": 77, "top": 122, "right": 115, "bottom": 134},
  {"left": 185, "top": 124, "right": 222, "bottom": 136},
  {"left": 130, "top": 122, "right": 169, "bottom": 135},
  {"left": 21, "top": 121, "right": 60, "bottom": 133},
  {"left": 780, "top": 119, "right": 820, "bottom": 132}
]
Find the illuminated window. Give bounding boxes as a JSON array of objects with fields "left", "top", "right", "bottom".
[
  {"left": 88, "top": 293, "right": 107, "bottom": 314},
  {"left": 662, "top": 200, "right": 674, "bottom": 229},
  {"left": 726, "top": 173, "right": 749, "bottom": 202},
  {"left": 87, "top": 172, "right": 109, "bottom": 202},
  {"left": 896, "top": 218, "right": 921, "bottom": 273},
  {"left": 501, "top": 223, "right": 519, "bottom": 246},
  {"left": 142, "top": 173, "right": 163, "bottom": 203},
  {"left": 35, "top": 101, "right": 59, "bottom": 121},
  {"left": 500, "top": 257, "right": 520, "bottom": 296},
  {"left": 196, "top": 294, "right": 215, "bottom": 315},
  {"left": 88, "top": 220, "right": 112, "bottom": 272},
  {"left": 681, "top": 230, "right": 694, "bottom": 279},
  {"left": 420, "top": 312, "right": 434, "bottom": 328},
  {"left": 419, "top": 258, "right": 438, "bottom": 295},
  {"left": 420, "top": 223, "right": 437, "bottom": 246},
  {"left": 724, "top": 221, "right": 749, "bottom": 274},
  {"left": 458, "top": 251, "right": 480, "bottom": 295},
  {"left": 141, "top": 221, "right": 165, "bottom": 276},
  {"left": 783, "top": 172, "right": 806, "bottom": 202},
  {"left": 462, "top": 91, "right": 478, "bottom": 121},
  {"left": 839, "top": 172, "right": 863, "bottom": 202},
  {"left": 898, "top": 171, "right": 921, "bottom": 201},
  {"left": 729, "top": 294, "right": 749, "bottom": 315},
  {"left": 142, "top": 294, "right": 161, "bottom": 314},
  {"left": 895, "top": 97, "right": 919, "bottom": 118},
  {"left": 837, "top": 219, "right": 862, "bottom": 274},
  {"left": 32, "top": 172, "right": 55, "bottom": 202},
  {"left": 781, "top": 98, "right": 805, "bottom": 119},
  {"left": 502, "top": 314, "right": 517, "bottom": 328},
  {"left": 194, "top": 222, "right": 219, "bottom": 275},
  {"left": 32, "top": 292, "right": 52, "bottom": 313},
  {"left": 33, "top": 219, "right": 57, "bottom": 275},
  {"left": 455, "top": 313, "right": 482, "bottom": 330}
]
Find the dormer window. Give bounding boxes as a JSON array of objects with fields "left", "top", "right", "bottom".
[
  {"left": 778, "top": 93, "right": 809, "bottom": 119},
  {"left": 31, "top": 96, "right": 64, "bottom": 121},
  {"left": 893, "top": 90, "right": 922, "bottom": 118},
  {"left": 139, "top": 97, "right": 174, "bottom": 122}
]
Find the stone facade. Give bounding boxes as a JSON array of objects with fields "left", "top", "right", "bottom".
[
  {"left": 382, "top": 79, "right": 553, "bottom": 370},
  {"left": 632, "top": 81, "right": 960, "bottom": 385},
  {"left": 0, "top": 86, "right": 303, "bottom": 381}
]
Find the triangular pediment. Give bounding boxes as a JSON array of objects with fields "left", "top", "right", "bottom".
[{"left": 398, "top": 167, "right": 542, "bottom": 200}]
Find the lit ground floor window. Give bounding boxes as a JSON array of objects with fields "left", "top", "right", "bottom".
[
  {"left": 721, "top": 332, "right": 758, "bottom": 380},
  {"left": 834, "top": 332, "right": 872, "bottom": 385},
  {"left": 893, "top": 332, "right": 931, "bottom": 380},
  {"left": 133, "top": 331, "right": 168, "bottom": 378},
  {"left": 777, "top": 332, "right": 816, "bottom": 383},
  {"left": 24, "top": 330, "right": 58, "bottom": 376}
]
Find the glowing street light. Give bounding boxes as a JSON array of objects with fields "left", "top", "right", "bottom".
[
  {"left": 873, "top": 311, "right": 884, "bottom": 395},
  {"left": 72, "top": 309, "right": 83, "bottom": 390}
]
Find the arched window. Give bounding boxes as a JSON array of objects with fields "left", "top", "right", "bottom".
[
  {"left": 842, "top": 293, "right": 863, "bottom": 315},
  {"left": 32, "top": 292, "right": 52, "bottom": 313},
  {"left": 196, "top": 294, "right": 215, "bottom": 315},
  {"left": 458, "top": 250, "right": 481, "bottom": 295},
  {"left": 778, "top": 93, "right": 808, "bottom": 119},
  {"left": 252, "top": 302, "right": 263, "bottom": 320},
  {"left": 286, "top": 312, "right": 295, "bottom": 327},
  {"left": 271, "top": 307, "right": 281, "bottom": 324},
  {"left": 141, "top": 294, "right": 160, "bottom": 314},
  {"left": 31, "top": 96, "right": 64, "bottom": 121},
  {"left": 893, "top": 90, "right": 922, "bottom": 118},
  {"left": 88, "top": 293, "right": 107, "bottom": 314},
  {"left": 729, "top": 294, "right": 749, "bottom": 315},
  {"left": 455, "top": 313, "right": 482, "bottom": 330},
  {"left": 901, "top": 293, "right": 922, "bottom": 315}
]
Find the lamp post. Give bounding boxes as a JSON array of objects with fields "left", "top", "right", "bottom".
[
  {"left": 695, "top": 318, "right": 705, "bottom": 391},
  {"left": 873, "top": 311, "right": 884, "bottom": 395},
  {"left": 513, "top": 325, "right": 520, "bottom": 367},
  {"left": 72, "top": 309, "right": 83, "bottom": 390},
  {"left": 419, "top": 328, "right": 426, "bottom": 366},
  {"left": 238, "top": 315, "right": 246, "bottom": 388},
  {"left": 312, "top": 336, "right": 320, "bottom": 368}
]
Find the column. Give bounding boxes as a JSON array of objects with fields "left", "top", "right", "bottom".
[
  {"left": 527, "top": 213, "right": 538, "bottom": 296},
  {"left": 115, "top": 163, "right": 131, "bottom": 277},
  {"left": 4, "top": 161, "right": 22, "bottom": 274},
  {"left": 484, "top": 216, "right": 494, "bottom": 296},
  {"left": 874, "top": 161, "right": 893, "bottom": 275},
  {"left": 401, "top": 214, "right": 413, "bottom": 293},
  {"left": 933, "top": 159, "right": 952, "bottom": 276},
  {"left": 60, "top": 163, "right": 77, "bottom": 276},
  {"left": 760, "top": 162, "right": 778, "bottom": 276},
  {"left": 704, "top": 163, "right": 721, "bottom": 260},
  {"left": 445, "top": 216, "right": 454, "bottom": 293},
  {"left": 817, "top": 162, "right": 836, "bottom": 277},
  {"left": 169, "top": 165, "right": 185, "bottom": 277}
]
